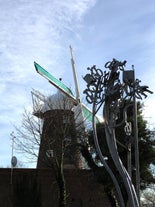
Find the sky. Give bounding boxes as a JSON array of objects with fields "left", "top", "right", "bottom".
[{"left": 0, "top": 0, "right": 155, "bottom": 167}]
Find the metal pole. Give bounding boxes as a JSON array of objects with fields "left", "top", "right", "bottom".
[
  {"left": 124, "top": 112, "right": 132, "bottom": 178},
  {"left": 69, "top": 46, "right": 86, "bottom": 169},
  {"left": 10, "top": 132, "right": 15, "bottom": 185},
  {"left": 69, "top": 45, "right": 85, "bottom": 124},
  {"left": 127, "top": 143, "right": 132, "bottom": 178},
  {"left": 133, "top": 73, "right": 140, "bottom": 202},
  {"left": 69, "top": 46, "right": 81, "bottom": 102}
]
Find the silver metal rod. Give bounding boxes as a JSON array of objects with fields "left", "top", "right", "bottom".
[
  {"left": 92, "top": 103, "right": 125, "bottom": 207},
  {"left": 69, "top": 46, "right": 81, "bottom": 102},
  {"left": 127, "top": 144, "right": 132, "bottom": 178},
  {"left": 133, "top": 90, "right": 140, "bottom": 202},
  {"left": 104, "top": 104, "right": 139, "bottom": 207},
  {"left": 10, "top": 132, "right": 15, "bottom": 185}
]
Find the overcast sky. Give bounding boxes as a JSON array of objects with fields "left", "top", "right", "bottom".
[{"left": 0, "top": 0, "right": 155, "bottom": 167}]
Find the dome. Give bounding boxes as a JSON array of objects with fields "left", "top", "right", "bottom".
[{"left": 42, "top": 91, "right": 74, "bottom": 112}]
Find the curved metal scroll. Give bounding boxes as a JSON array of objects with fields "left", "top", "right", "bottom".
[{"left": 83, "top": 59, "right": 153, "bottom": 207}]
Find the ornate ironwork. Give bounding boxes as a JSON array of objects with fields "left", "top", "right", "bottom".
[
  {"left": 83, "top": 58, "right": 153, "bottom": 207},
  {"left": 84, "top": 59, "right": 152, "bottom": 124}
]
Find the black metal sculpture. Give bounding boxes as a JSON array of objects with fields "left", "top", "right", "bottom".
[{"left": 83, "top": 59, "right": 153, "bottom": 207}]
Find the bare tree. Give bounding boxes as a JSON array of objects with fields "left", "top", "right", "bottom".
[
  {"left": 141, "top": 185, "right": 155, "bottom": 207},
  {"left": 14, "top": 109, "right": 42, "bottom": 163}
]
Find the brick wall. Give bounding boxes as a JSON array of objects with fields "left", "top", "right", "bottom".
[{"left": 0, "top": 168, "right": 112, "bottom": 207}]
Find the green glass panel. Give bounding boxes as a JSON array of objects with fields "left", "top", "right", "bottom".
[
  {"left": 82, "top": 104, "right": 100, "bottom": 124},
  {"left": 34, "top": 62, "right": 74, "bottom": 97}
]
